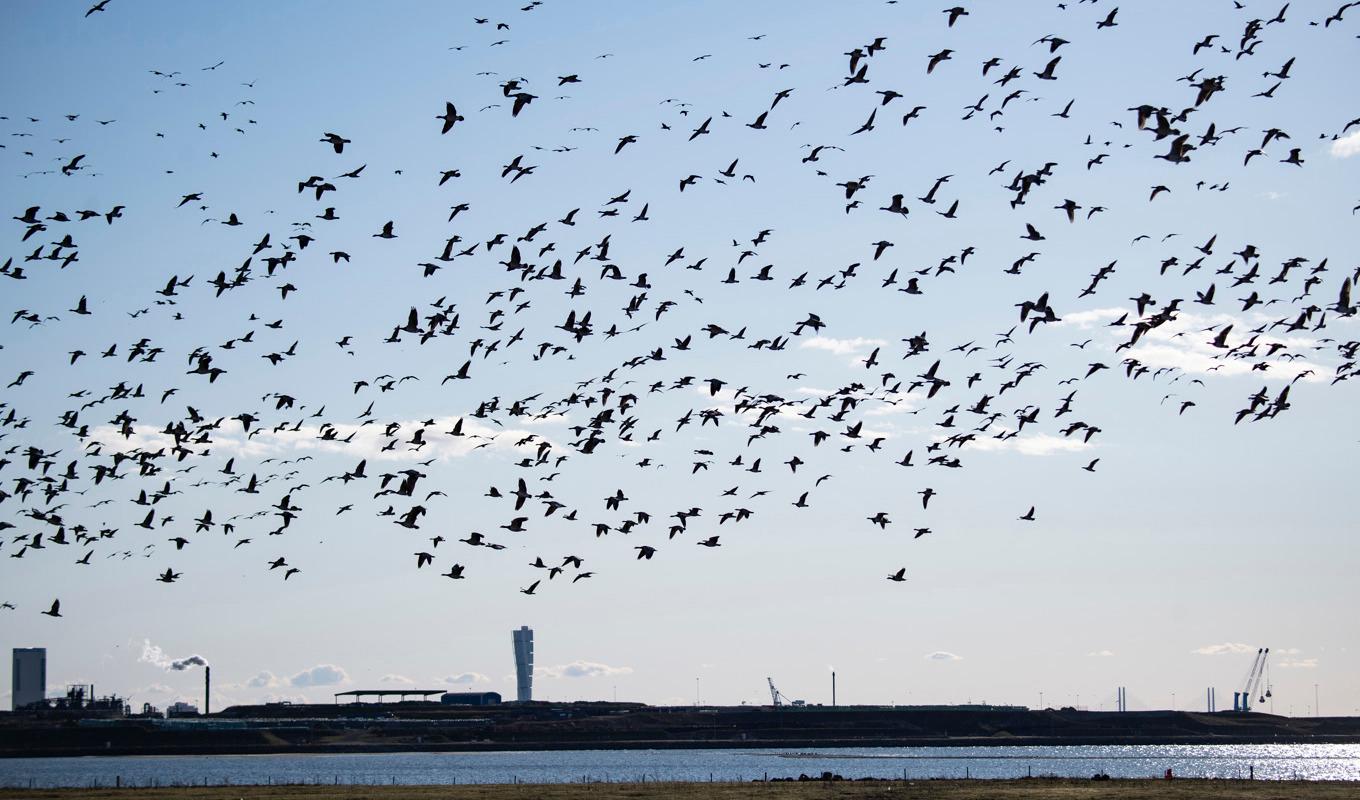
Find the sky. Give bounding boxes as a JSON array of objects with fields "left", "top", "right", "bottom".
[{"left": 0, "top": 0, "right": 1357, "bottom": 718}]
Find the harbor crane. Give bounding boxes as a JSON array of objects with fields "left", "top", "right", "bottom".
[
  {"left": 1233, "top": 647, "right": 1272, "bottom": 712},
  {"left": 767, "top": 677, "right": 790, "bottom": 707}
]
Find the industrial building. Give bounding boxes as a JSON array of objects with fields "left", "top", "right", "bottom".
[
  {"left": 22, "top": 684, "right": 129, "bottom": 717},
  {"left": 512, "top": 626, "right": 533, "bottom": 702},
  {"left": 441, "top": 692, "right": 502, "bottom": 706},
  {"left": 166, "top": 701, "right": 201, "bottom": 717},
  {"left": 11, "top": 648, "right": 46, "bottom": 711}
]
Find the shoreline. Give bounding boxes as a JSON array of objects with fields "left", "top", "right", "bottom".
[{"left": 1, "top": 777, "right": 1359, "bottom": 799}]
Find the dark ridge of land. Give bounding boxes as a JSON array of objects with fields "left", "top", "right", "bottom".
[
  {"left": 1, "top": 779, "right": 1359, "bottom": 800},
  {"left": 2, "top": 704, "right": 1358, "bottom": 758}
]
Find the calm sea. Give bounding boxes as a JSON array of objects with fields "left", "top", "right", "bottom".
[{"left": 1, "top": 744, "right": 1357, "bottom": 788}]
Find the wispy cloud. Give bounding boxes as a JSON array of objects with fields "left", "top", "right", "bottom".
[
  {"left": 1087, "top": 650, "right": 1114, "bottom": 657},
  {"left": 1125, "top": 311, "right": 1323, "bottom": 383},
  {"left": 1277, "top": 658, "right": 1318, "bottom": 669},
  {"left": 537, "top": 660, "right": 633, "bottom": 678},
  {"left": 1330, "top": 130, "right": 1360, "bottom": 159},
  {"left": 1054, "top": 307, "right": 1127, "bottom": 329},
  {"left": 379, "top": 674, "right": 414, "bottom": 684},
  {"left": 864, "top": 397, "right": 923, "bottom": 416},
  {"left": 925, "top": 651, "right": 962, "bottom": 662},
  {"left": 965, "top": 433, "right": 1091, "bottom": 456},
  {"left": 442, "top": 672, "right": 489, "bottom": 685},
  {"left": 798, "top": 336, "right": 887, "bottom": 356},
  {"left": 90, "top": 415, "right": 553, "bottom": 463},
  {"left": 247, "top": 671, "right": 282, "bottom": 689},
  {"left": 1192, "top": 642, "right": 1255, "bottom": 656}
]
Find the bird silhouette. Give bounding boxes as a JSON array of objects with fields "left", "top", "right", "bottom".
[{"left": 0, "top": 0, "right": 1349, "bottom": 622}]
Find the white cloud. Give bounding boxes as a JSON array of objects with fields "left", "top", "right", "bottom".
[
  {"left": 925, "top": 651, "right": 962, "bottom": 662},
  {"left": 1054, "top": 307, "right": 1127, "bottom": 329},
  {"left": 379, "top": 674, "right": 414, "bottom": 684},
  {"left": 1330, "top": 130, "right": 1360, "bottom": 159},
  {"left": 1278, "top": 658, "right": 1318, "bottom": 669},
  {"left": 1192, "top": 642, "right": 1255, "bottom": 656},
  {"left": 965, "top": 432, "right": 1091, "bottom": 456},
  {"left": 247, "top": 671, "right": 282, "bottom": 689},
  {"left": 1087, "top": 650, "right": 1115, "bottom": 658},
  {"left": 537, "top": 660, "right": 634, "bottom": 678},
  {"left": 1119, "top": 311, "right": 1325, "bottom": 383},
  {"left": 289, "top": 664, "right": 349, "bottom": 687},
  {"left": 89, "top": 414, "right": 553, "bottom": 463},
  {"left": 441, "top": 672, "right": 489, "bottom": 685},
  {"left": 798, "top": 336, "right": 887, "bottom": 356},
  {"left": 864, "top": 396, "right": 923, "bottom": 416}
]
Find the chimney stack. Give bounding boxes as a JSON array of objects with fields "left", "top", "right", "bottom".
[{"left": 204, "top": 666, "right": 210, "bottom": 716}]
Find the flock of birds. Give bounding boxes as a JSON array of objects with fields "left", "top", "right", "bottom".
[{"left": 1, "top": 0, "right": 1358, "bottom": 619}]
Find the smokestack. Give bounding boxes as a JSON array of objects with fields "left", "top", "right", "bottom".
[
  {"left": 204, "top": 666, "right": 210, "bottom": 716},
  {"left": 832, "top": 671, "right": 836, "bottom": 707}
]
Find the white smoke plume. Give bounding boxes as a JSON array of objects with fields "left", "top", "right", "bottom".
[{"left": 139, "top": 640, "right": 210, "bottom": 671}]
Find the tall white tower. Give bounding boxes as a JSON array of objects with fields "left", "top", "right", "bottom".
[
  {"left": 12, "top": 648, "right": 46, "bottom": 710},
  {"left": 512, "top": 626, "right": 533, "bottom": 702}
]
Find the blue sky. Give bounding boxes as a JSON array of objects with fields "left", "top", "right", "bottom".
[{"left": 0, "top": 0, "right": 1357, "bottom": 716}]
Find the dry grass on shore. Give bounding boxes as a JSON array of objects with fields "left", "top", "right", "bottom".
[{"left": 0, "top": 778, "right": 1356, "bottom": 800}]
